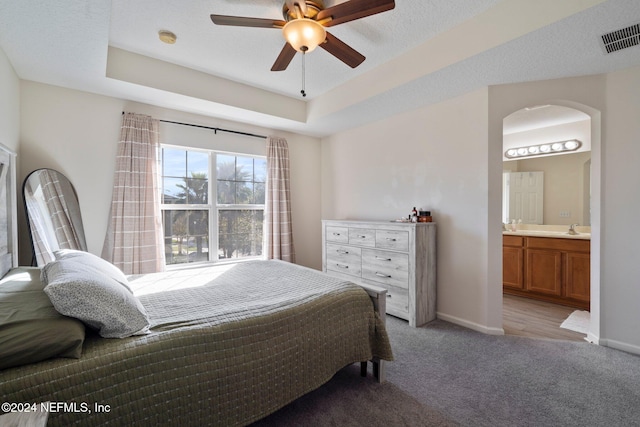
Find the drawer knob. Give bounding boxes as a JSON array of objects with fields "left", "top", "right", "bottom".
[
  {"left": 336, "top": 263, "right": 349, "bottom": 269},
  {"left": 333, "top": 233, "right": 341, "bottom": 236},
  {"left": 386, "top": 238, "right": 397, "bottom": 242},
  {"left": 375, "top": 256, "right": 392, "bottom": 261},
  {"left": 358, "top": 235, "right": 366, "bottom": 239},
  {"left": 375, "top": 272, "right": 392, "bottom": 278},
  {"left": 337, "top": 249, "right": 349, "bottom": 254},
  {"left": 387, "top": 294, "right": 392, "bottom": 298}
]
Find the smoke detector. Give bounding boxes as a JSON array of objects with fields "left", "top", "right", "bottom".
[{"left": 158, "top": 30, "right": 177, "bottom": 45}]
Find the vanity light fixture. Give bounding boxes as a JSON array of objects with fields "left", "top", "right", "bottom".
[{"left": 505, "top": 139, "right": 582, "bottom": 159}]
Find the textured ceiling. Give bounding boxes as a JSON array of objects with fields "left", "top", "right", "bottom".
[
  {"left": 108, "top": 0, "right": 503, "bottom": 99},
  {"left": 1, "top": 0, "right": 639, "bottom": 137}
]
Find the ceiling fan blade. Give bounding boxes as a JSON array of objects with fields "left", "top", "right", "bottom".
[
  {"left": 320, "top": 32, "right": 365, "bottom": 68},
  {"left": 316, "top": 0, "right": 395, "bottom": 27},
  {"left": 210, "top": 14, "right": 286, "bottom": 28},
  {"left": 271, "top": 43, "right": 297, "bottom": 71}
]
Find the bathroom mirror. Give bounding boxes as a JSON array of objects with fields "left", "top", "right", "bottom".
[
  {"left": 503, "top": 105, "right": 591, "bottom": 226},
  {"left": 23, "top": 169, "right": 87, "bottom": 266}
]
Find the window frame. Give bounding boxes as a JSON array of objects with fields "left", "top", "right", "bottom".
[{"left": 160, "top": 144, "right": 266, "bottom": 268}]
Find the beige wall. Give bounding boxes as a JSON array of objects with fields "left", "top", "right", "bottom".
[
  {"left": 0, "top": 47, "right": 19, "bottom": 153},
  {"left": 321, "top": 88, "right": 497, "bottom": 333},
  {"left": 601, "top": 66, "right": 640, "bottom": 353},
  {"left": 19, "top": 82, "right": 322, "bottom": 269}
]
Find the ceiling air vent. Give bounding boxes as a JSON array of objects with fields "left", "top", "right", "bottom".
[{"left": 600, "top": 23, "right": 640, "bottom": 54}]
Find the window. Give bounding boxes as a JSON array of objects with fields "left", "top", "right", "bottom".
[{"left": 161, "top": 146, "right": 266, "bottom": 266}]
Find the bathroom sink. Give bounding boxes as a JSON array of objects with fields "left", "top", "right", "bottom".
[{"left": 503, "top": 229, "right": 590, "bottom": 239}]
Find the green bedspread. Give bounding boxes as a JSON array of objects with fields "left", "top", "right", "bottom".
[{"left": 0, "top": 260, "right": 393, "bottom": 426}]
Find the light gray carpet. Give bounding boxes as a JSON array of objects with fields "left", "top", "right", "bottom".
[
  {"left": 253, "top": 316, "right": 640, "bottom": 426},
  {"left": 252, "top": 364, "right": 455, "bottom": 427}
]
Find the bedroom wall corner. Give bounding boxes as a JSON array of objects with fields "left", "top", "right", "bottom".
[{"left": 19, "top": 81, "right": 123, "bottom": 264}]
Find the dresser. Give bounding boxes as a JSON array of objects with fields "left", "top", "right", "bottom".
[{"left": 322, "top": 220, "right": 436, "bottom": 327}]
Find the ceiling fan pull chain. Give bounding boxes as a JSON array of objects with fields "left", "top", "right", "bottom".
[{"left": 301, "top": 51, "right": 307, "bottom": 98}]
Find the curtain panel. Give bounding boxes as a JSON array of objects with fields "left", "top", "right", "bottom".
[
  {"left": 102, "top": 113, "right": 165, "bottom": 274},
  {"left": 264, "top": 136, "right": 296, "bottom": 263}
]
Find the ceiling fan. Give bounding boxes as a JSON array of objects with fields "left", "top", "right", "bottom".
[{"left": 210, "top": 0, "right": 396, "bottom": 72}]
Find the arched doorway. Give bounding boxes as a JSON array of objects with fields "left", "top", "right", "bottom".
[{"left": 500, "top": 101, "right": 601, "bottom": 343}]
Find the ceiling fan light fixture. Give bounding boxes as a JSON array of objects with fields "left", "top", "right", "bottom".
[{"left": 282, "top": 18, "right": 326, "bottom": 52}]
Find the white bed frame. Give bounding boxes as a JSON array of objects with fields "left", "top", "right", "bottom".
[{"left": 0, "top": 143, "right": 18, "bottom": 278}]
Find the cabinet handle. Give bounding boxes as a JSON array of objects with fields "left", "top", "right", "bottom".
[
  {"left": 336, "top": 263, "right": 349, "bottom": 269},
  {"left": 387, "top": 294, "right": 392, "bottom": 298},
  {"left": 358, "top": 235, "right": 367, "bottom": 239},
  {"left": 385, "top": 238, "right": 397, "bottom": 242},
  {"left": 333, "top": 233, "right": 341, "bottom": 236},
  {"left": 375, "top": 272, "right": 391, "bottom": 278},
  {"left": 375, "top": 256, "right": 392, "bottom": 261},
  {"left": 337, "top": 249, "right": 349, "bottom": 255}
]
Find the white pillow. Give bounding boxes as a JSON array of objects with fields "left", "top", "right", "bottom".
[
  {"left": 42, "top": 253, "right": 150, "bottom": 338},
  {"left": 52, "top": 249, "right": 133, "bottom": 292}
]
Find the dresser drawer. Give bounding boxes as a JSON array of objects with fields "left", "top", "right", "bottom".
[
  {"left": 384, "top": 284, "right": 409, "bottom": 317},
  {"left": 348, "top": 228, "right": 376, "bottom": 247},
  {"left": 361, "top": 248, "right": 409, "bottom": 289},
  {"left": 322, "top": 220, "right": 437, "bottom": 327},
  {"left": 376, "top": 229, "right": 409, "bottom": 252},
  {"left": 326, "top": 243, "right": 361, "bottom": 277},
  {"left": 326, "top": 226, "right": 348, "bottom": 243}
]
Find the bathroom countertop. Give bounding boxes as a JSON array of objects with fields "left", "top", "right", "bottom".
[{"left": 503, "top": 229, "right": 591, "bottom": 240}]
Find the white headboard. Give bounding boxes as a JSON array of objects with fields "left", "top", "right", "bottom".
[{"left": 0, "top": 143, "right": 18, "bottom": 277}]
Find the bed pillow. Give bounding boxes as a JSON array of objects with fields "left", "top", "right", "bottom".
[
  {"left": 42, "top": 254, "right": 150, "bottom": 339},
  {"left": 51, "top": 249, "right": 133, "bottom": 292},
  {"left": 0, "top": 267, "right": 85, "bottom": 370}
]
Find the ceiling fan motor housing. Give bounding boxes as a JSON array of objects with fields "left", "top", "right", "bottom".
[{"left": 283, "top": 0, "right": 325, "bottom": 21}]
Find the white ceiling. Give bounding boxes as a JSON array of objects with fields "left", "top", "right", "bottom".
[
  {"left": 1, "top": 0, "right": 639, "bottom": 137},
  {"left": 503, "top": 105, "right": 590, "bottom": 135}
]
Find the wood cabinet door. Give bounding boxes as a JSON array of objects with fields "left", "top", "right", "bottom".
[
  {"left": 525, "top": 248, "right": 562, "bottom": 296},
  {"left": 565, "top": 252, "right": 591, "bottom": 302},
  {"left": 503, "top": 246, "right": 524, "bottom": 289}
]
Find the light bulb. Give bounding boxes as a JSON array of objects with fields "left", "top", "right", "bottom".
[
  {"left": 282, "top": 19, "right": 326, "bottom": 52},
  {"left": 564, "top": 140, "right": 579, "bottom": 150}
]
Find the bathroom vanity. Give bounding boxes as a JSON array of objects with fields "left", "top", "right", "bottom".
[{"left": 503, "top": 228, "right": 590, "bottom": 310}]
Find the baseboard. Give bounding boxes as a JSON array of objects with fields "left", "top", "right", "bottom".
[
  {"left": 437, "top": 312, "right": 505, "bottom": 336},
  {"left": 598, "top": 338, "right": 640, "bottom": 356}
]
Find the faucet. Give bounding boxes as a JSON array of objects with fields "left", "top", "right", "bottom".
[{"left": 568, "top": 224, "right": 579, "bottom": 235}]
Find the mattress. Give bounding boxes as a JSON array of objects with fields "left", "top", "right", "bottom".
[{"left": 0, "top": 260, "right": 392, "bottom": 426}]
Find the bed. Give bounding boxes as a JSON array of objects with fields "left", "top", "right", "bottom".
[{"left": 0, "top": 145, "right": 393, "bottom": 426}]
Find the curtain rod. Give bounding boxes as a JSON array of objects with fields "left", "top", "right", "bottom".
[{"left": 122, "top": 112, "right": 267, "bottom": 140}]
